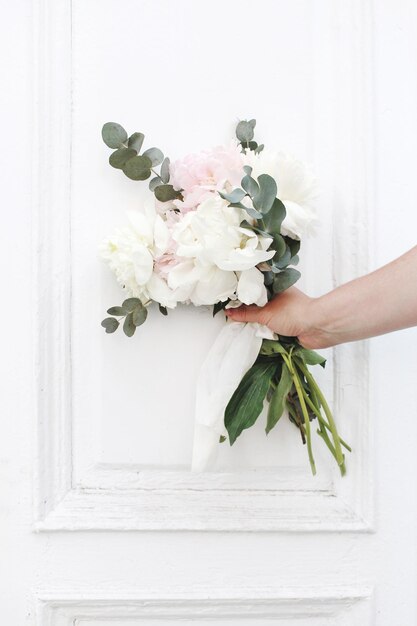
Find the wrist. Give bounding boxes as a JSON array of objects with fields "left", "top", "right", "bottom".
[{"left": 298, "top": 296, "right": 337, "bottom": 350}]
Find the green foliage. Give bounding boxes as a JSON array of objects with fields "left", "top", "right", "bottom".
[
  {"left": 102, "top": 122, "right": 128, "bottom": 149},
  {"left": 142, "top": 147, "right": 164, "bottom": 166},
  {"left": 272, "top": 268, "right": 301, "bottom": 294},
  {"left": 266, "top": 363, "right": 293, "bottom": 433},
  {"left": 159, "top": 304, "right": 168, "bottom": 316},
  {"left": 225, "top": 362, "right": 276, "bottom": 444},
  {"left": 262, "top": 198, "right": 286, "bottom": 235},
  {"left": 160, "top": 157, "right": 170, "bottom": 183},
  {"left": 128, "top": 132, "right": 145, "bottom": 153},
  {"left": 123, "top": 155, "right": 152, "bottom": 181},
  {"left": 220, "top": 188, "right": 246, "bottom": 204},
  {"left": 101, "top": 297, "right": 148, "bottom": 337},
  {"left": 252, "top": 174, "right": 277, "bottom": 213},
  {"left": 154, "top": 184, "right": 182, "bottom": 202},
  {"left": 149, "top": 176, "right": 163, "bottom": 191},
  {"left": 241, "top": 174, "right": 259, "bottom": 197},
  {"left": 213, "top": 300, "right": 229, "bottom": 317},
  {"left": 109, "top": 148, "right": 137, "bottom": 169},
  {"left": 236, "top": 119, "right": 255, "bottom": 143},
  {"left": 101, "top": 317, "right": 119, "bottom": 333},
  {"left": 295, "top": 349, "right": 326, "bottom": 368}
]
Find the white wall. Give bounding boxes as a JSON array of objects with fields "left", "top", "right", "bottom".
[{"left": 0, "top": 0, "right": 416, "bottom": 623}]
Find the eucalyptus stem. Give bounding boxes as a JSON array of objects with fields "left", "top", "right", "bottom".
[
  {"left": 296, "top": 359, "right": 345, "bottom": 472},
  {"left": 283, "top": 354, "right": 316, "bottom": 475}
]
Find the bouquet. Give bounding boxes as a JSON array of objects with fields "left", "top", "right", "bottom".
[{"left": 100, "top": 119, "right": 350, "bottom": 475}]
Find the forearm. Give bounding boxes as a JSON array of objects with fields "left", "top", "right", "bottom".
[{"left": 301, "top": 246, "right": 417, "bottom": 349}]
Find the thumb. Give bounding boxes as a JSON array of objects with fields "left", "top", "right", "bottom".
[{"left": 226, "top": 305, "right": 268, "bottom": 324}]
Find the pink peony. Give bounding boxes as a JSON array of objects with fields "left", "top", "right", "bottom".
[{"left": 169, "top": 141, "right": 244, "bottom": 212}]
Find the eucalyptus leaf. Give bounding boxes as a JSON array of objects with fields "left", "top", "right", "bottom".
[
  {"left": 122, "top": 297, "right": 142, "bottom": 312},
  {"left": 101, "top": 317, "right": 119, "bottom": 333},
  {"left": 224, "top": 362, "right": 276, "bottom": 445},
  {"left": 149, "top": 176, "right": 163, "bottom": 191},
  {"left": 132, "top": 305, "right": 148, "bottom": 326},
  {"left": 219, "top": 188, "right": 246, "bottom": 204},
  {"left": 154, "top": 184, "right": 181, "bottom": 202},
  {"left": 245, "top": 206, "right": 263, "bottom": 219},
  {"left": 142, "top": 147, "right": 164, "bottom": 166},
  {"left": 286, "top": 236, "right": 301, "bottom": 257},
  {"left": 128, "top": 132, "right": 145, "bottom": 153},
  {"left": 271, "top": 234, "right": 287, "bottom": 259},
  {"left": 241, "top": 174, "right": 259, "bottom": 197},
  {"left": 123, "top": 155, "right": 152, "bottom": 181},
  {"left": 272, "top": 268, "right": 301, "bottom": 294},
  {"left": 236, "top": 120, "right": 255, "bottom": 143},
  {"left": 245, "top": 141, "right": 258, "bottom": 151},
  {"left": 109, "top": 148, "right": 137, "bottom": 169},
  {"left": 107, "top": 306, "right": 126, "bottom": 316},
  {"left": 273, "top": 246, "right": 291, "bottom": 269},
  {"left": 102, "top": 122, "right": 128, "bottom": 149},
  {"left": 254, "top": 144, "right": 264, "bottom": 154},
  {"left": 248, "top": 119, "right": 256, "bottom": 129},
  {"left": 161, "top": 157, "right": 170, "bottom": 183},
  {"left": 243, "top": 165, "right": 253, "bottom": 176},
  {"left": 262, "top": 198, "right": 286, "bottom": 235},
  {"left": 253, "top": 174, "right": 278, "bottom": 213},
  {"left": 123, "top": 312, "right": 136, "bottom": 337},
  {"left": 266, "top": 363, "right": 293, "bottom": 433}
]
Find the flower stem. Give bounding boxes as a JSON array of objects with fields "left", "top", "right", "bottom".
[
  {"left": 296, "top": 359, "right": 345, "bottom": 473},
  {"left": 283, "top": 354, "right": 316, "bottom": 475}
]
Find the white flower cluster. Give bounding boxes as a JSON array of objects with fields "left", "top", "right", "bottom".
[{"left": 101, "top": 145, "right": 317, "bottom": 310}]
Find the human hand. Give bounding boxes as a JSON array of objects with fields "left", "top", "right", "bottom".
[{"left": 225, "top": 288, "right": 322, "bottom": 349}]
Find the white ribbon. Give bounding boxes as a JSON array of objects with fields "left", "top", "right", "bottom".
[{"left": 191, "top": 320, "right": 275, "bottom": 472}]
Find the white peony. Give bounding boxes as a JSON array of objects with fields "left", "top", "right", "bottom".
[
  {"left": 101, "top": 207, "right": 180, "bottom": 309},
  {"left": 244, "top": 149, "right": 318, "bottom": 239},
  {"left": 167, "top": 195, "right": 274, "bottom": 306}
]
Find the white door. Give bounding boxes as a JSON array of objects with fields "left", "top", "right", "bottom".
[{"left": 2, "top": 0, "right": 417, "bottom": 623}]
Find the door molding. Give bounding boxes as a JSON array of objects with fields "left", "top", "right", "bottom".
[
  {"left": 35, "top": 586, "right": 373, "bottom": 625},
  {"left": 33, "top": 0, "right": 375, "bottom": 532}
]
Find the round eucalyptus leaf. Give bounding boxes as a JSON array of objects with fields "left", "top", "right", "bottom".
[
  {"left": 128, "top": 132, "right": 145, "bottom": 153},
  {"left": 253, "top": 174, "right": 277, "bottom": 213},
  {"left": 149, "top": 176, "right": 163, "bottom": 192},
  {"left": 107, "top": 306, "right": 126, "bottom": 316},
  {"left": 236, "top": 120, "right": 254, "bottom": 143},
  {"left": 102, "top": 122, "right": 128, "bottom": 149},
  {"left": 122, "top": 297, "right": 142, "bottom": 312},
  {"left": 241, "top": 174, "right": 259, "bottom": 197},
  {"left": 160, "top": 157, "right": 170, "bottom": 183},
  {"left": 123, "top": 155, "right": 152, "bottom": 181},
  {"left": 109, "top": 148, "right": 137, "bottom": 169},
  {"left": 248, "top": 119, "right": 257, "bottom": 129},
  {"left": 142, "top": 147, "right": 164, "bottom": 167},
  {"left": 132, "top": 305, "right": 148, "bottom": 326},
  {"left": 123, "top": 312, "right": 136, "bottom": 337},
  {"left": 154, "top": 184, "right": 181, "bottom": 202},
  {"left": 272, "top": 268, "right": 301, "bottom": 294},
  {"left": 101, "top": 317, "right": 119, "bottom": 333},
  {"left": 243, "top": 165, "right": 253, "bottom": 176}
]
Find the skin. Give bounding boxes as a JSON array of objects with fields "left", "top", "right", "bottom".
[{"left": 226, "top": 246, "right": 417, "bottom": 350}]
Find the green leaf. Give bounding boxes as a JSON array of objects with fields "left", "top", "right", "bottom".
[
  {"left": 253, "top": 174, "right": 277, "bottom": 213},
  {"left": 132, "top": 305, "right": 148, "bottom": 326},
  {"left": 236, "top": 120, "right": 255, "bottom": 143},
  {"left": 254, "top": 144, "right": 264, "bottom": 154},
  {"left": 213, "top": 301, "right": 227, "bottom": 317},
  {"left": 243, "top": 165, "right": 253, "bottom": 176},
  {"left": 224, "top": 362, "right": 276, "bottom": 445},
  {"left": 107, "top": 306, "right": 126, "bottom": 316},
  {"left": 262, "top": 198, "right": 286, "bottom": 235},
  {"left": 142, "top": 147, "right": 164, "bottom": 166},
  {"left": 219, "top": 188, "right": 246, "bottom": 204},
  {"left": 109, "top": 147, "right": 137, "bottom": 169},
  {"left": 160, "top": 157, "right": 170, "bottom": 183},
  {"left": 285, "top": 236, "right": 301, "bottom": 257},
  {"left": 128, "top": 132, "right": 145, "bottom": 153},
  {"left": 245, "top": 206, "right": 263, "bottom": 219},
  {"left": 248, "top": 119, "right": 256, "bottom": 129},
  {"left": 149, "top": 176, "right": 163, "bottom": 191},
  {"left": 123, "top": 312, "right": 136, "bottom": 337},
  {"left": 272, "top": 246, "right": 291, "bottom": 269},
  {"left": 272, "top": 268, "right": 301, "bottom": 294},
  {"left": 260, "top": 340, "right": 289, "bottom": 356},
  {"left": 122, "top": 297, "right": 142, "bottom": 312},
  {"left": 245, "top": 141, "right": 258, "bottom": 151},
  {"left": 219, "top": 435, "right": 227, "bottom": 443},
  {"left": 102, "top": 122, "right": 128, "bottom": 149},
  {"left": 101, "top": 317, "right": 119, "bottom": 333},
  {"left": 159, "top": 304, "right": 168, "bottom": 316},
  {"left": 271, "top": 234, "right": 287, "bottom": 259},
  {"left": 241, "top": 174, "right": 259, "bottom": 197},
  {"left": 266, "top": 363, "right": 293, "bottom": 433},
  {"left": 295, "top": 349, "right": 326, "bottom": 368},
  {"left": 154, "top": 184, "right": 182, "bottom": 202},
  {"left": 123, "top": 155, "right": 152, "bottom": 181}
]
